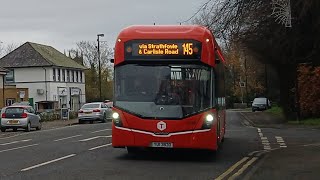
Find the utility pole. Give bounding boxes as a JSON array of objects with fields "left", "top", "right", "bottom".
[
  {"left": 265, "top": 63, "right": 268, "bottom": 106},
  {"left": 244, "top": 52, "right": 249, "bottom": 107},
  {"left": 97, "top": 34, "right": 104, "bottom": 101}
]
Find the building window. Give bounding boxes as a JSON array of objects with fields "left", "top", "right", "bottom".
[
  {"left": 5, "top": 70, "right": 14, "bottom": 83},
  {"left": 70, "top": 70, "right": 73, "bottom": 82},
  {"left": 73, "top": 70, "right": 76, "bottom": 82},
  {"left": 67, "top": 70, "right": 70, "bottom": 82},
  {"left": 57, "top": 69, "right": 61, "bottom": 82},
  {"left": 6, "top": 99, "right": 15, "bottom": 106},
  {"left": 80, "top": 71, "right": 83, "bottom": 83},
  {"left": 75, "top": 71, "right": 79, "bottom": 82},
  {"left": 53, "top": 68, "right": 56, "bottom": 81},
  {"left": 62, "top": 69, "right": 65, "bottom": 82}
]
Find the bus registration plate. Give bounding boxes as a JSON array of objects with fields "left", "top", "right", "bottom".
[{"left": 151, "top": 142, "right": 173, "bottom": 148}]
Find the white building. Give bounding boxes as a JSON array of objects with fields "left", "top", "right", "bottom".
[{"left": 0, "top": 42, "right": 86, "bottom": 111}]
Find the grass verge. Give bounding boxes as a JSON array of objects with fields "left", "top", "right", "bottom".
[
  {"left": 265, "top": 106, "right": 284, "bottom": 116},
  {"left": 288, "top": 118, "right": 320, "bottom": 127}
]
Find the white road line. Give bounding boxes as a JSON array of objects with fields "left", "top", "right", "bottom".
[
  {"left": 303, "top": 143, "right": 320, "bottom": 147},
  {"left": 91, "top": 129, "right": 112, "bottom": 133},
  {"left": 53, "top": 135, "right": 82, "bottom": 142},
  {"left": 275, "top": 136, "right": 287, "bottom": 148},
  {"left": 248, "top": 150, "right": 264, "bottom": 156},
  {"left": 258, "top": 133, "right": 263, "bottom": 137},
  {"left": 215, "top": 157, "right": 249, "bottom": 180},
  {"left": 229, "top": 157, "right": 258, "bottom": 180},
  {"left": 0, "top": 144, "right": 38, "bottom": 153},
  {"left": 89, "top": 143, "right": 112, "bottom": 151},
  {"left": 21, "top": 154, "right": 76, "bottom": 172},
  {"left": 0, "top": 139, "right": 32, "bottom": 146},
  {"left": 79, "top": 135, "right": 112, "bottom": 142}
]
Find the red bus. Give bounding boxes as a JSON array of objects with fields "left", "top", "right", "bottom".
[{"left": 112, "top": 25, "right": 226, "bottom": 153}]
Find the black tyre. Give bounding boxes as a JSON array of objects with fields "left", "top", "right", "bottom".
[
  {"left": 90, "top": 121, "right": 93, "bottom": 124},
  {"left": 13, "top": 128, "right": 18, "bottom": 132},
  {"left": 25, "top": 122, "right": 31, "bottom": 132},
  {"left": 78, "top": 119, "right": 83, "bottom": 124},
  {"left": 1, "top": 127, "right": 6, "bottom": 132},
  {"left": 36, "top": 122, "right": 42, "bottom": 130},
  {"left": 101, "top": 114, "right": 107, "bottom": 123},
  {"left": 127, "top": 147, "right": 140, "bottom": 155}
]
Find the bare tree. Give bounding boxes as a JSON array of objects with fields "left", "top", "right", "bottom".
[
  {"left": 5, "top": 43, "right": 20, "bottom": 54},
  {"left": 69, "top": 41, "right": 114, "bottom": 101},
  {"left": 0, "top": 43, "right": 20, "bottom": 58},
  {"left": 192, "top": 0, "right": 320, "bottom": 119}
]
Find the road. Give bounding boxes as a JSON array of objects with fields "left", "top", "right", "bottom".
[{"left": 0, "top": 111, "right": 318, "bottom": 180}]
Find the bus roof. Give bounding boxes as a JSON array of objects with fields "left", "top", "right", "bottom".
[
  {"left": 115, "top": 25, "right": 225, "bottom": 65},
  {"left": 117, "top": 25, "right": 212, "bottom": 40}
]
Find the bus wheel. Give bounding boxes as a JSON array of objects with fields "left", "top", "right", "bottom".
[{"left": 127, "top": 147, "right": 139, "bottom": 154}]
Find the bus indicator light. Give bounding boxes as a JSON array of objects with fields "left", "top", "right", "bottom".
[{"left": 126, "top": 47, "right": 132, "bottom": 53}]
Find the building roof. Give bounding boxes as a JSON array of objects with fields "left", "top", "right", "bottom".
[
  {"left": 0, "top": 42, "right": 86, "bottom": 69},
  {"left": 0, "top": 67, "right": 8, "bottom": 72},
  {"left": 0, "top": 67, "right": 8, "bottom": 75}
]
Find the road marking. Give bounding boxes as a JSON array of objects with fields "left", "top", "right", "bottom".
[
  {"left": 303, "top": 143, "right": 320, "bottom": 147},
  {"left": 91, "top": 129, "right": 112, "bottom": 133},
  {"left": 21, "top": 154, "right": 76, "bottom": 172},
  {"left": 89, "top": 143, "right": 112, "bottom": 151},
  {"left": 0, "top": 144, "right": 38, "bottom": 153},
  {"left": 275, "top": 136, "right": 287, "bottom": 148},
  {"left": 215, "top": 157, "right": 249, "bottom": 180},
  {"left": 248, "top": 150, "right": 269, "bottom": 157},
  {"left": 258, "top": 133, "right": 263, "bottom": 137},
  {"left": 79, "top": 135, "right": 112, "bottom": 142},
  {"left": 229, "top": 157, "right": 258, "bottom": 180},
  {"left": 0, "top": 139, "right": 32, "bottom": 146},
  {"left": 53, "top": 135, "right": 82, "bottom": 142}
]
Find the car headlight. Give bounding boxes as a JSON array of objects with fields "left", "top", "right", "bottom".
[
  {"left": 112, "top": 112, "right": 122, "bottom": 127},
  {"left": 202, "top": 114, "right": 215, "bottom": 129}
]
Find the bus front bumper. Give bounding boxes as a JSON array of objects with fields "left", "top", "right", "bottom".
[{"left": 112, "top": 126, "right": 218, "bottom": 151}]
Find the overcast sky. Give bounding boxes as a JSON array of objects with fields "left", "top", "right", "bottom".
[{"left": 0, "top": 0, "right": 205, "bottom": 52}]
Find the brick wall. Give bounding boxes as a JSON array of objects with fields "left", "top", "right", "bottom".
[{"left": 0, "top": 87, "right": 29, "bottom": 108}]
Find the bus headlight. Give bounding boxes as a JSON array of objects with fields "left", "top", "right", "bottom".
[
  {"left": 206, "top": 114, "right": 214, "bottom": 122},
  {"left": 202, "top": 114, "right": 215, "bottom": 129},
  {"left": 112, "top": 112, "right": 122, "bottom": 127},
  {"left": 112, "top": 112, "right": 120, "bottom": 119}
]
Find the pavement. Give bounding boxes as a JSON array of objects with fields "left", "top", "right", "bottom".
[
  {"left": 240, "top": 111, "right": 287, "bottom": 128},
  {"left": 0, "top": 111, "right": 319, "bottom": 180},
  {"left": 241, "top": 111, "right": 320, "bottom": 180},
  {"left": 247, "top": 145, "right": 320, "bottom": 180}
]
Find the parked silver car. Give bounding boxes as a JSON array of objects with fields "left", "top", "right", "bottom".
[
  {"left": 252, "top": 97, "right": 271, "bottom": 112},
  {"left": 0, "top": 105, "right": 42, "bottom": 132},
  {"left": 78, "top": 102, "right": 112, "bottom": 124}
]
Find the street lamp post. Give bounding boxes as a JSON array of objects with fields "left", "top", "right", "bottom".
[{"left": 97, "top": 34, "right": 104, "bottom": 101}]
